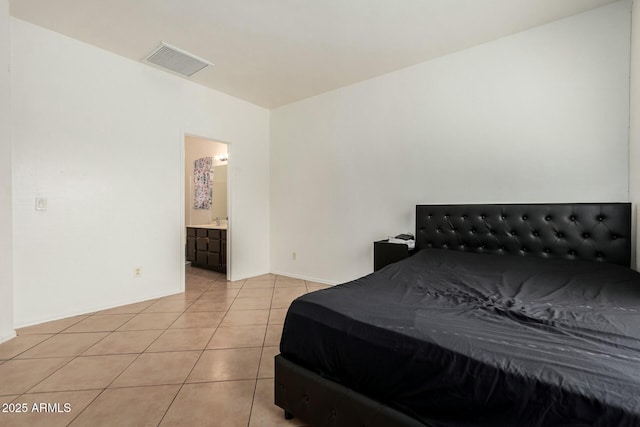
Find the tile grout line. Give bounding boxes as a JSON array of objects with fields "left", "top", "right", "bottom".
[
  {"left": 106, "top": 276, "right": 223, "bottom": 381},
  {"left": 247, "top": 378, "right": 259, "bottom": 427},
  {"left": 0, "top": 270, "right": 299, "bottom": 425},
  {"left": 65, "top": 387, "right": 106, "bottom": 425},
  {"left": 76, "top": 275, "right": 217, "bottom": 425},
  {"left": 247, "top": 277, "right": 277, "bottom": 427},
  {"left": 63, "top": 304, "right": 188, "bottom": 425},
  {"left": 201, "top": 278, "right": 246, "bottom": 349},
  {"left": 65, "top": 275, "right": 220, "bottom": 424},
  {"left": 156, "top": 275, "right": 244, "bottom": 426},
  {"left": 5, "top": 314, "right": 139, "bottom": 402},
  {"left": 2, "top": 334, "right": 58, "bottom": 360},
  {"left": 16, "top": 354, "right": 83, "bottom": 397}
]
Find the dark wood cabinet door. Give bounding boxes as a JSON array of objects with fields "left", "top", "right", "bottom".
[
  {"left": 196, "top": 237, "right": 208, "bottom": 251},
  {"left": 196, "top": 250, "right": 208, "bottom": 267},
  {"left": 208, "top": 239, "right": 221, "bottom": 253},
  {"left": 207, "top": 252, "right": 221, "bottom": 269}
]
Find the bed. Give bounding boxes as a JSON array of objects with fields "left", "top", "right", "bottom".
[{"left": 275, "top": 203, "right": 640, "bottom": 426}]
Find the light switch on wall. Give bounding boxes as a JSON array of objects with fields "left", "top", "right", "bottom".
[{"left": 35, "top": 197, "right": 47, "bottom": 212}]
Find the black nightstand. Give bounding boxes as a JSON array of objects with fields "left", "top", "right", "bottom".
[{"left": 373, "top": 240, "right": 417, "bottom": 271}]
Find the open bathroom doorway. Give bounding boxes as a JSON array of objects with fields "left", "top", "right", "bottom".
[{"left": 183, "top": 134, "right": 231, "bottom": 282}]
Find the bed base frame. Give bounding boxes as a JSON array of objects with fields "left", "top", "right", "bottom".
[
  {"left": 274, "top": 203, "right": 632, "bottom": 426},
  {"left": 275, "top": 355, "right": 424, "bottom": 426}
]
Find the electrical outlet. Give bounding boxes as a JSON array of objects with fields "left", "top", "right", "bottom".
[
  {"left": 292, "top": 251, "right": 296, "bottom": 261},
  {"left": 35, "top": 197, "right": 47, "bottom": 212},
  {"left": 134, "top": 267, "right": 142, "bottom": 278}
]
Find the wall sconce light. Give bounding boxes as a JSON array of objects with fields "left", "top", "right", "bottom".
[{"left": 215, "top": 153, "right": 228, "bottom": 162}]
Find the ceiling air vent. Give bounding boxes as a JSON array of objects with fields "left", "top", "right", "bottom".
[{"left": 143, "top": 42, "right": 212, "bottom": 77}]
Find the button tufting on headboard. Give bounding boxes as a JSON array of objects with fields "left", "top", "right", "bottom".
[{"left": 415, "top": 203, "right": 631, "bottom": 267}]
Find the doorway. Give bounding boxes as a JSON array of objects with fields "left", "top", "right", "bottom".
[{"left": 183, "top": 134, "right": 231, "bottom": 281}]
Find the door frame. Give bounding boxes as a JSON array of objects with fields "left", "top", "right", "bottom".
[{"left": 180, "top": 130, "right": 232, "bottom": 287}]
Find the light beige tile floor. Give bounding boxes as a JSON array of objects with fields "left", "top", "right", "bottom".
[{"left": 0, "top": 268, "right": 330, "bottom": 426}]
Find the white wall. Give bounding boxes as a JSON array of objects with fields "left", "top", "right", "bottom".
[
  {"left": 271, "top": 1, "right": 631, "bottom": 285},
  {"left": 184, "top": 136, "right": 228, "bottom": 227},
  {"left": 0, "top": 0, "right": 15, "bottom": 342},
  {"left": 630, "top": 0, "right": 640, "bottom": 269},
  {"left": 11, "top": 18, "right": 270, "bottom": 327}
]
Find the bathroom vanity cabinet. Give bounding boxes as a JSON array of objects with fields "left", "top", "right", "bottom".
[{"left": 186, "top": 226, "right": 227, "bottom": 273}]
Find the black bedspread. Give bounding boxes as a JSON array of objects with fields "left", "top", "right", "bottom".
[{"left": 280, "top": 249, "right": 640, "bottom": 426}]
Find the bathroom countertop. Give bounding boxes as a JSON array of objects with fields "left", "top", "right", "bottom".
[{"left": 188, "top": 224, "right": 228, "bottom": 230}]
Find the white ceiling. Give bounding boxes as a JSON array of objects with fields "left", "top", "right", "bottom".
[{"left": 10, "top": 0, "right": 620, "bottom": 108}]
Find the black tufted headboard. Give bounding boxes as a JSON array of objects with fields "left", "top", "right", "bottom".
[{"left": 415, "top": 203, "right": 631, "bottom": 267}]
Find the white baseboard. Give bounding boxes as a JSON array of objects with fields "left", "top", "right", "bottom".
[
  {"left": 14, "top": 289, "right": 184, "bottom": 329},
  {"left": 0, "top": 330, "right": 17, "bottom": 344},
  {"left": 270, "top": 270, "right": 339, "bottom": 286}
]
